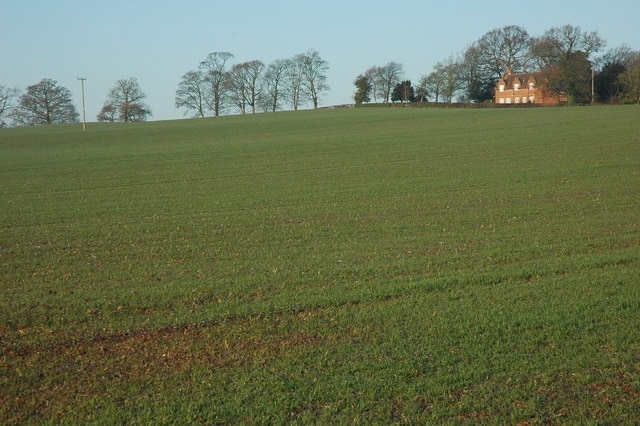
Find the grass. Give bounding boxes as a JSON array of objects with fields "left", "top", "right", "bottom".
[{"left": 1, "top": 105, "right": 639, "bottom": 423}]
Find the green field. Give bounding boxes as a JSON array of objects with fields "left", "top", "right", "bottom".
[{"left": 1, "top": 106, "right": 639, "bottom": 423}]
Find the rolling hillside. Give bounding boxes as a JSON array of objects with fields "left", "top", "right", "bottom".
[{"left": 2, "top": 106, "right": 639, "bottom": 423}]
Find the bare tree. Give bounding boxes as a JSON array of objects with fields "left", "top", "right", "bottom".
[
  {"left": 531, "top": 25, "right": 606, "bottom": 103},
  {"left": 595, "top": 44, "right": 634, "bottom": 71},
  {"left": 433, "top": 56, "right": 464, "bottom": 104},
  {"left": 417, "top": 70, "right": 445, "bottom": 103},
  {"left": 244, "top": 60, "right": 264, "bottom": 113},
  {"left": 286, "top": 57, "right": 305, "bottom": 110},
  {"left": 200, "top": 51, "right": 233, "bottom": 117},
  {"left": 478, "top": 25, "right": 532, "bottom": 75},
  {"left": 227, "top": 62, "right": 250, "bottom": 114},
  {"left": 358, "top": 63, "right": 406, "bottom": 103},
  {"left": 263, "top": 59, "right": 290, "bottom": 112},
  {"left": 13, "top": 79, "right": 78, "bottom": 126},
  {"left": 96, "top": 103, "right": 117, "bottom": 122},
  {"left": 296, "top": 49, "right": 330, "bottom": 109},
  {"left": 462, "top": 25, "right": 533, "bottom": 102},
  {"left": 98, "top": 77, "right": 151, "bottom": 122},
  {"left": 378, "top": 61, "right": 404, "bottom": 102},
  {"left": 226, "top": 60, "right": 264, "bottom": 114},
  {"left": 415, "top": 75, "right": 431, "bottom": 102},
  {"left": 461, "top": 44, "right": 494, "bottom": 102},
  {"left": 364, "top": 66, "right": 384, "bottom": 103},
  {"left": 0, "top": 85, "right": 20, "bottom": 127},
  {"left": 175, "top": 70, "right": 208, "bottom": 117},
  {"left": 531, "top": 24, "right": 606, "bottom": 68}
]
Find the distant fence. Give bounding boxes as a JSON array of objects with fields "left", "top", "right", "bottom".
[
  {"left": 322, "top": 101, "right": 610, "bottom": 110},
  {"left": 353, "top": 101, "right": 576, "bottom": 109}
]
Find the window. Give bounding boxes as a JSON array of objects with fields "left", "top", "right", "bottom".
[
  {"left": 514, "top": 83, "right": 520, "bottom": 91},
  {"left": 529, "top": 82, "right": 535, "bottom": 90},
  {"left": 515, "top": 97, "right": 520, "bottom": 103},
  {"left": 499, "top": 98, "right": 505, "bottom": 104},
  {"left": 506, "top": 98, "right": 512, "bottom": 104},
  {"left": 499, "top": 84, "right": 505, "bottom": 92},
  {"left": 522, "top": 96, "right": 528, "bottom": 104},
  {"left": 530, "top": 96, "right": 535, "bottom": 103}
]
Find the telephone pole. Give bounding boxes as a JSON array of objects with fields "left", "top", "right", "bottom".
[{"left": 77, "top": 77, "right": 87, "bottom": 131}]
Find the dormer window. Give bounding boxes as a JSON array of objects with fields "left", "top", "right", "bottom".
[{"left": 495, "top": 70, "right": 560, "bottom": 104}]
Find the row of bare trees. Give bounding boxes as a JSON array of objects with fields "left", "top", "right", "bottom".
[
  {"left": 0, "top": 80, "right": 79, "bottom": 127},
  {"left": 0, "top": 77, "right": 152, "bottom": 127},
  {"left": 0, "top": 49, "right": 329, "bottom": 127},
  {"left": 175, "top": 50, "right": 330, "bottom": 117},
  {"left": 355, "top": 24, "right": 640, "bottom": 105}
]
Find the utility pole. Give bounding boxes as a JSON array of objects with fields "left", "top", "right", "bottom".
[{"left": 77, "top": 77, "right": 87, "bottom": 131}]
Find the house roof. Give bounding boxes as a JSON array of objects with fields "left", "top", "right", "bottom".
[{"left": 500, "top": 68, "right": 538, "bottom": 87}]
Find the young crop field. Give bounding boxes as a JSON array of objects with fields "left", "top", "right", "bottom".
[{"left": 1, "top": 105, "right": 639, "bottom": 423}]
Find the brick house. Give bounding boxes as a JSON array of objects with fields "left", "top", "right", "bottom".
[{"left": 495, "top": 68, "right": 567, "bottom": 104}]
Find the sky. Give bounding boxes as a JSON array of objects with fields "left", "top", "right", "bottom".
[{"left": 2, "top": 0, "right": 639, "bottom": 122}]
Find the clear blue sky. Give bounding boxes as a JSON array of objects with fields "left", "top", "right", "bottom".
[{"left": 2, "top": 0, "right": 638, "bottom": 121}]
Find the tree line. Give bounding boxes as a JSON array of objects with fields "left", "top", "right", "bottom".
[
  {"left": 354, "top": 24, "right": 640, "bottom": 106},
  {"left": 0, "top": 77, "right": 153, "bottom": 127},
  {"left": 175, "top": 50, "right": 329, "bottom": 117},
  {"left": 0, "top": 49, "right": 330, "bottom": 127},
  {"left": 2, "top": 24, "right": 640, "bottom": 127}
]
